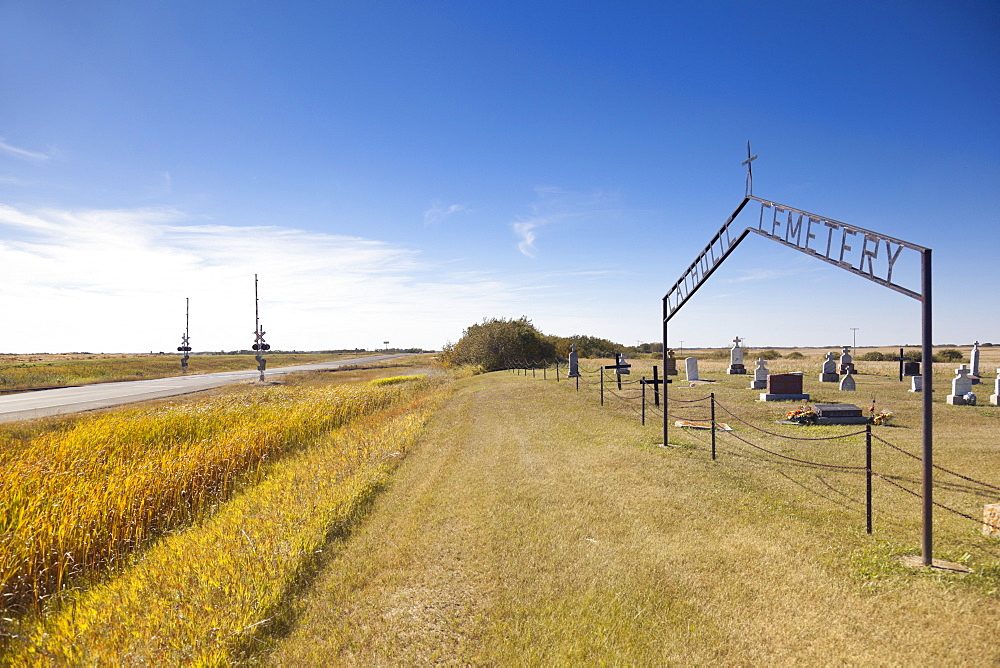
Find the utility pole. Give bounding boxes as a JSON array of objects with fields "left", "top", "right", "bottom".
[
  {"left": 177, "top": 297, "right": 191, "bottom": 372},
  {"left": 850, "top": 327, "right": 859, "bottom": 350},
  {"left": 252, "top": 274, "right": 270, "bottom": 381}
]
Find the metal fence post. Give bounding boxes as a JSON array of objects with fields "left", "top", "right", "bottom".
[
  {"left": 710, "top": 392, "right": 717, "bottom": 461},
  {"left": 866, "top": 423, "right": 873, "bottom": 535},
  {"left": 641, "top": 378, "right": 646, "bottom": 425},
  {"left": 600, "top": 369, "right": 604, "bottom": 406}
]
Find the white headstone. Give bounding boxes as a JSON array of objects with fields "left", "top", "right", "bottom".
[
  {"left": 839, "top": 346, "right": 855, "bottom": 374},
  {"left": 822, "top": 352, "right": 836, "bottom": 374},
  {"left": 991, "top": 368, "right": 1000, "bottom": 406},
  {"left": 970, "top": 341, "right": 981, "bottom": 377},
  {"left": 685, "top": 357, "right": 699, "bottom": 381},
  {"left": 731, "top": 336, "right": 744, "bottom": 366},
  {"left": 751, "top": 357, "right": 768, "bottom": 389},
  {"left": 947, "top": 365, "right": 974, "bottom": 405},
  {"left": 952, "top": 365, "right": 973, "bottom": 396},
  {"left": 910, "top": 375, "right": 922, "bottom": 392},
  {"left": 839, "top": 371, "right": 856, "bottom": 391}
]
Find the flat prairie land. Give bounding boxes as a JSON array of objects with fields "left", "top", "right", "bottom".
[
  {"left": 0, "top": 351, "right": 371, "bottom": 391},
  {"left": 269, "top": 365, "right": 1000, "bottom": 665},
  {"left": 4, "top": 356, "right": 998, "bottom": 664}
]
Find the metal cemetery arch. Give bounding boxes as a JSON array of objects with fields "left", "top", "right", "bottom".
[{"left": 662, "top": 195, "right": 935, "bottom": 566}]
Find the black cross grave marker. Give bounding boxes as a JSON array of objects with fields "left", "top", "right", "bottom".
[
  {"left": 639, "top": 365, "right": 670, "bottom": 407},
  {"left": 891, "top": 347, "right": 905, "bottom": 382}
]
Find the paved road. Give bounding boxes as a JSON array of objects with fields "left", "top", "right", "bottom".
[{"left": 0, "top": 354, "right": 410, "bottom": 422}]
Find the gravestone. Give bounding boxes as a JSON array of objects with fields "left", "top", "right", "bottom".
[
  {"left": 568, "top": 344, "right": 580, "bottom": 378},
  {"left": 751, "top": 358, "right": 768, "bottom": 389},
  {"left": 664, "top": 349, "right": 678, "bottom": 375},
  {"left": 970, "top": 341, "right": 981, "bottom": 384},
  {"left": 903, "top": 360, "right": 920, "bottom": 376},
  {"left": 990, "top": 368, "right": 999, "bottom": 406},
  {"left": 727, "top": 336, "right": 746, "bottom": 375},
  {"left": 909, "top": 375, "right": 922, "bottom": 393},
  {"left": 819, "top": 351, "right": 839, "bottom": 382},
  {"left": 813, "top": 403, "right": 869, "bottom": 425},
  {"left": 839, "top": 370, "right": 856, "bottom": 391},
  {"left": 946, "top": 365, "right": 974, "bottom": 405},
  {"left": 760, "top": 372, "right": 809, "bottom": 402},
  {"left": 615, "top": 353, "right": 631, "bottom": 375},
  {"left": 685, "top": 357, "right": 699, "bottom": 381},
  {"left": 839, "top": 346, "right": 855, "bottom": 375}
]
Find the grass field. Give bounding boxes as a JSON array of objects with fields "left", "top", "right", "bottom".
[
  {"left": 2, "top": 349, "right": 997, "bottom": 663},
  {"left": 0, "top": 359, "right": 449, "bottom": 662},
  {"left": 268, "top": 355, "right": 999, "bottom": 664},
  {"left": 0, "top": 351, "right": 371, "bottom": 391}
]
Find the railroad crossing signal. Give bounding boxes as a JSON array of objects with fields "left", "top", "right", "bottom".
[{"left": 178, "top": 297, "right": 191, "bottom": 372}]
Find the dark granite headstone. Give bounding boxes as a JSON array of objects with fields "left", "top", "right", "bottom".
[
  {"left": 903, "top": 361, "right": 920, "bottom": 376},
  {"left": 814, "top": 404, "right": 863, "bottom": 418},
  {"left": 767, "top": 373, "right": 803, "bottom": 395}
]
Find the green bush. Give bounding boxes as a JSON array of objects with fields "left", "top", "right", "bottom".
[
  {"left": 936, "top": 348, "right": 963, "bottom": 362},
  {"left": 441, "top": 317, "right": 556, "bottom": 372},
  {"left": 859, "top": 351, "right": 887, "bottom": 361},
  {"left": 755, "top": 349, "right": 783, "bottom": 360},
  {"left": 785, "top": 351, "right": 805, "bottom": 359}
]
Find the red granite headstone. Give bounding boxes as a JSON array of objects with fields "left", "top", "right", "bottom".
[{"left": 767, "top": 373, "right": 803, "bottom": 395}]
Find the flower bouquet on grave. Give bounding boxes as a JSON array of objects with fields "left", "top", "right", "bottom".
[
  {"left": 872, "top": 411, "right": 894, "bottom": 426},
  {"left": 786, "top": 405, "right": 818, "bottom": 425}
]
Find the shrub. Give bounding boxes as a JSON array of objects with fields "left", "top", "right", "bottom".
[
  {"left": 441, "top": 317, "right": 556, "bottom": 372},
  {"left": 859, "top": 352, "right": 887, "bottom": 361},
  {"left": 936, "top": 348, "right": 963, "bottom": 362},
  {"left": 756, "top": 349, "right": 783, "bottom": 360},
  {"left": 785, "top": 351, "right": 805, "bottom": 359}
]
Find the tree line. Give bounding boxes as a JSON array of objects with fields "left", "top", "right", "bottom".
[{"left": 440, "top": 317, "right": 661, "bottom": 373}]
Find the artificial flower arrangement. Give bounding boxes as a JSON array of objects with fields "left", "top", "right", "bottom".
[
  {"left": 786, "top": 405, "right": 818, "bottom": 424},
  {"left": 872, "top": 411, "right": 894, "bottom": 426}
]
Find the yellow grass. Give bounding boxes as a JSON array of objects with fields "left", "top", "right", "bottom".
[
  {"left": 268, "top": 369, "right": 1000, "bottom": 664},
  {"left": 0, "top": 373, "right": 425, "bottom": 616},
  {"left": 3, "top": 376, "right": 449, "bottom": 663}
]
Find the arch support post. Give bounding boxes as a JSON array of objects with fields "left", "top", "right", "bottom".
[{"left": 921, "top": 249, "right": 933, "bottom": 566}]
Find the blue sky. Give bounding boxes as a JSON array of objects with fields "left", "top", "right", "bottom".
[{"left": 1, "top": 1, "right": 997, "bottom": 353}]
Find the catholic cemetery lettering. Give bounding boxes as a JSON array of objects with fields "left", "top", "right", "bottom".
[
  {"left": 751, "top": 358, "right": 768, "bottom": 389},
  {"left": 946, "top": 365, "right": 975, "bottom": 405},
  {"left": 728, "top": 336, "right": 746, "bottom": 374},
  {"left": 820, "top": 352, "right": 839, "bottom": 382},
  {"left": 761, "top": 372, "right": 809, "bottom": 402}
]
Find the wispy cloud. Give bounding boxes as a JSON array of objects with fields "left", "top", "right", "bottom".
[
  {"left": 0, "top": 204, "right": 540, "bottom": 352},
  {"left": 513, "top": 221, "right": 538, "bottom": 257},
  {"left": 423, "top": 201, "right": 469, "bottom": 225},
  {"left": 511, "top": 187, "right": 621, "bottom": 258},
  {"left": 0, "top": 138, "right": 50, "bottom": 161}
]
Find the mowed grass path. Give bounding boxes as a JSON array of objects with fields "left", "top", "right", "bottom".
[{"left": 271, "top": 370, "right": 1000, "bottom": 664}]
